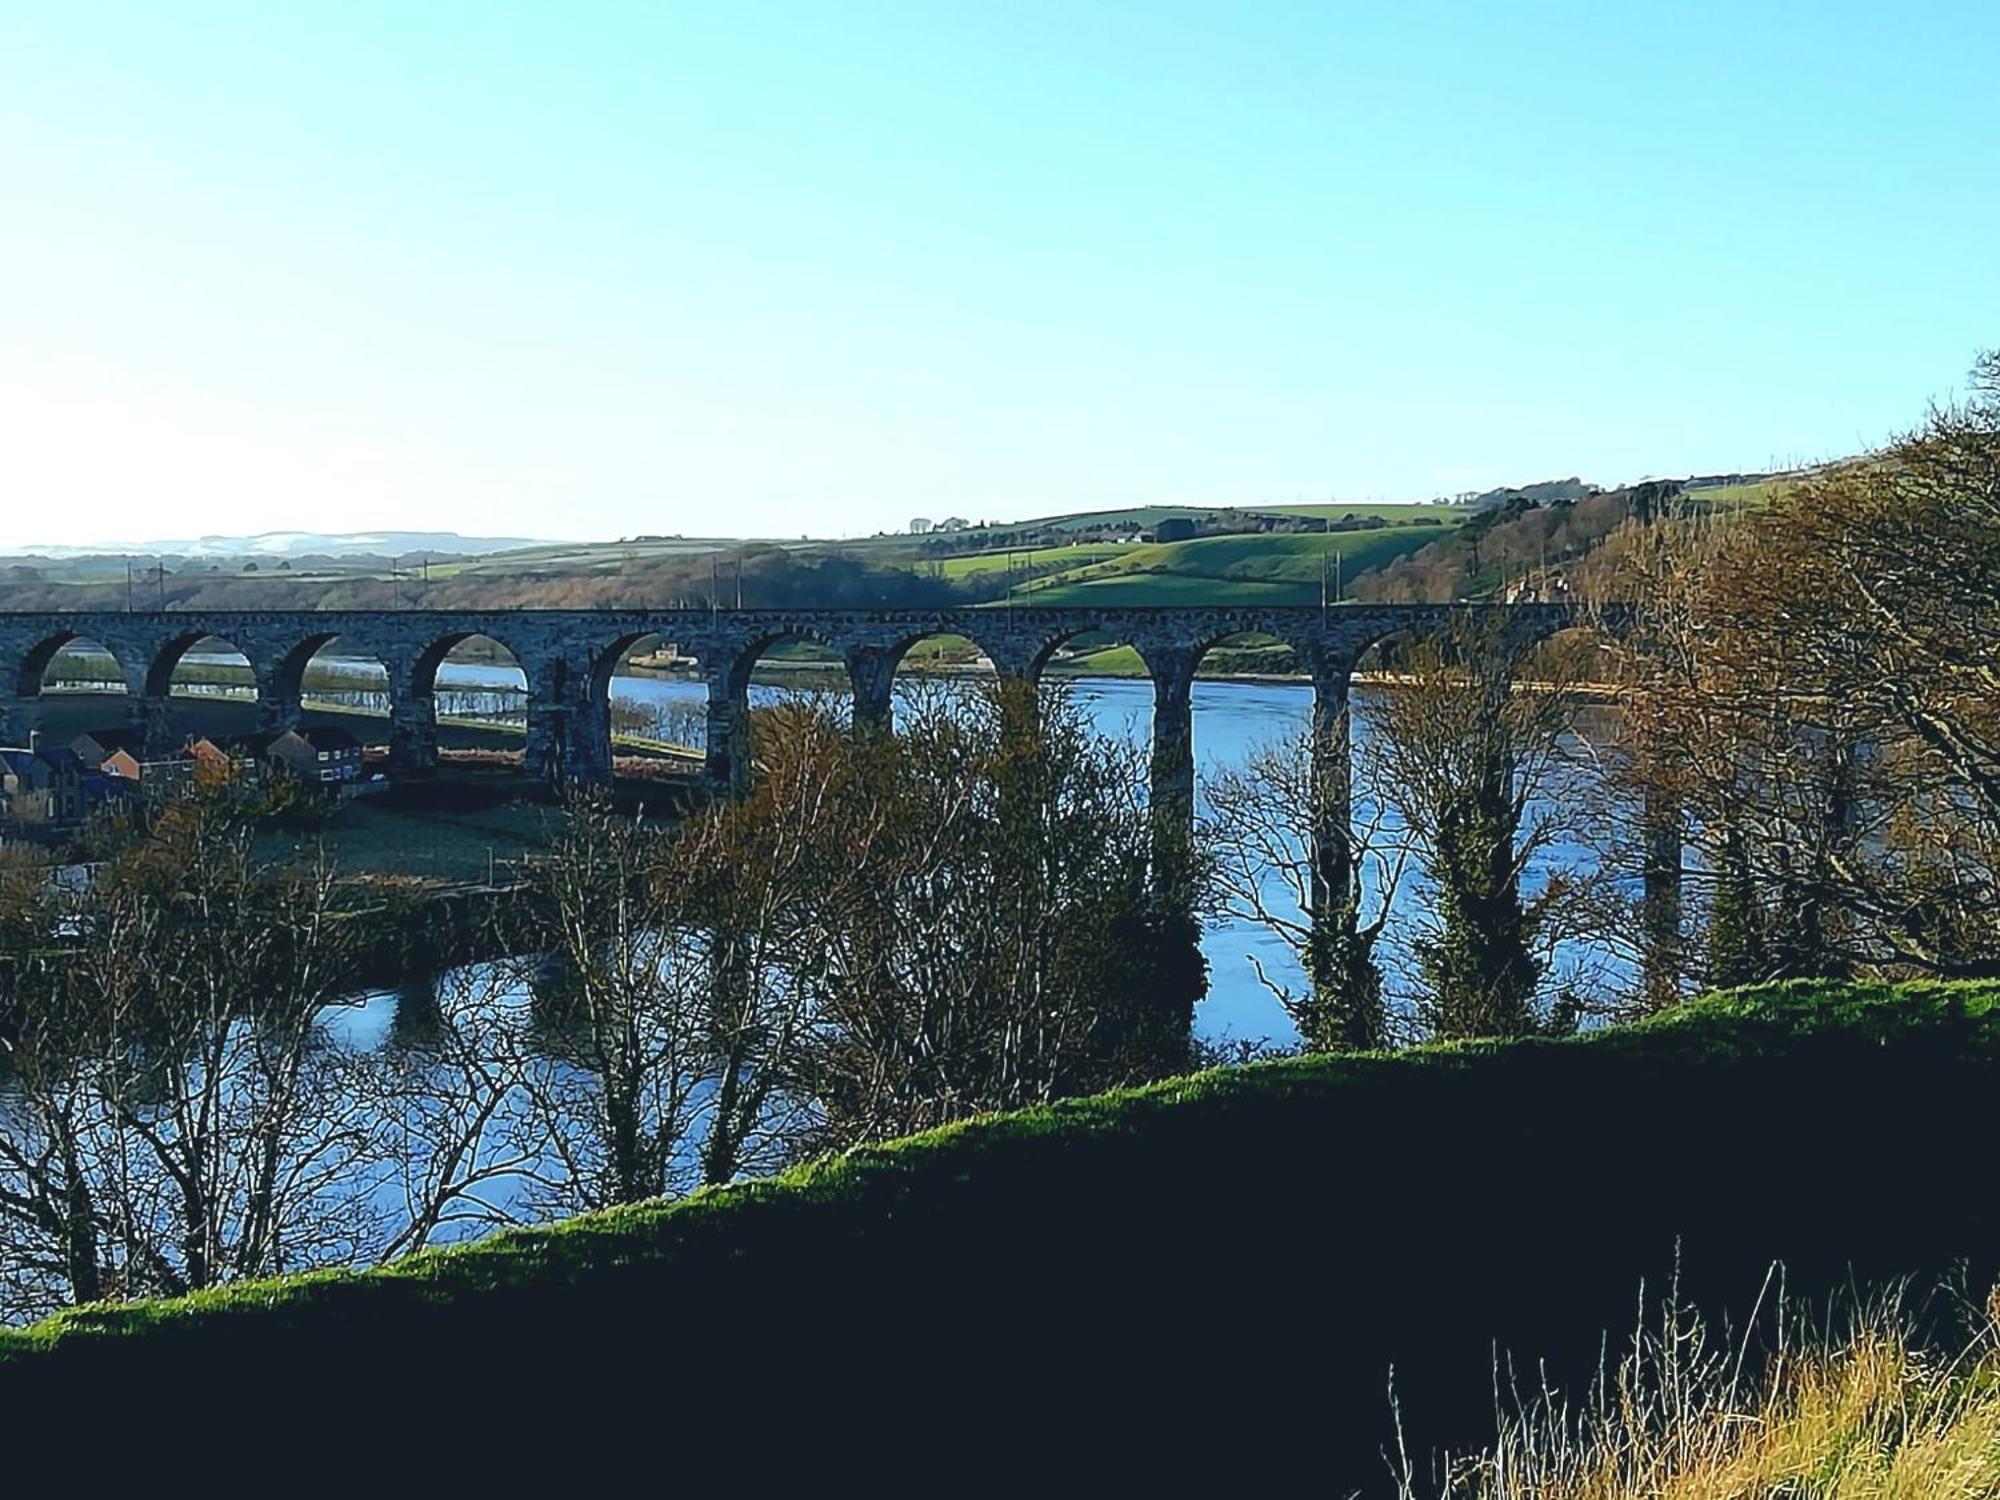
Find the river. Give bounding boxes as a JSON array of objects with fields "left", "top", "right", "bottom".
[
  {"left": 0, "top": 660, "right": 1631, "bottom": 1314},
  {"left": 111, "top": 653, "right": 1636, "bottom": 1045}
]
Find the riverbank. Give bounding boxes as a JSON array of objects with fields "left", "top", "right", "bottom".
[{"left": 2, "top": 979, "right": 1992, "bottom": 1483}]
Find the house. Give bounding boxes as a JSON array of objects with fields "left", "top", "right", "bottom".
[
  {"left": 241, "top": 725, "right": 366, "bottom": 787},
  {"left": 293, "top": 724, "right": 365, "bottom": 784},
  {"left": 0, "top": 747, "right": 88, "bottom": 824},
  {"left": 139, "top": 735, "right": 258, "bottom": 800},
  {"left": 71, "top": 727, "right": 146, "bottom": 782}
]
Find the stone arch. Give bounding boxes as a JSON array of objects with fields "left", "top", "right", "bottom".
[
  {"left": 408, "top": 631, "right": 530, "bottom": 772},
  {"left": 854, "top": 628, "right": 1009, "bottom": 733},
  {"left": 278, "top": 632, "right": 394, "bottom": 742},
  {"left": 145, "top": 632, "right": 258, "bottom": 703},
  {"left": 274, "top": 631, "right": 348, "bottom": 706},
  {"left": 587, "top": 630, "right": 709, "bottom": 780},
  {"left": 1186, "top": 626, "right": 1309, "bottom": 679},
  {"left": 410, "top": 630, "right": 529, "bottom": 704},
  {"left": 18, "top": 631, "right": 132, "bottom": 701},
  {"left": 701, "top": 628, "right": 850, "bottom": 798},
  {"left": 724, "top": 627, "right": 846, "bottom": 702},
  {"left": 1027, "top": 624, "right": 1158, "bottom": 684},
  {"left": 878, "top": 628, "right": 1005, "bottom": 680},
  {"left": 153, "top": 631, "right": 278, "bottom": 751}
]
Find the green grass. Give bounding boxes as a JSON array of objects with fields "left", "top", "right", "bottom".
[
  {"left": 999, "top": 525, "right": 1447, "bottom": 606},
  {"left": 1136, "top": 527, "right": 1448, "bottom": 582},
  {"left": 254, "top": 785, "right": 557, "bottom": 886},
  {"left": 933, "top": 543, "right": 1139, "bottom": 579},
  {"left": 1689, "top": 478, "right": 1793, "bottom": 510},
  {"left": 5, "top": 978, "right": 1994, "bottom": 1471},
  {"left": 1007, "top": 571, "right": 1320, "bottom": 606}
]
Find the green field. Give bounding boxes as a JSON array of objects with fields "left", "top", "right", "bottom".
[
  {"left": 1688, "top": 478, "right": 1793, "bottom": 510},
  {"left": 2, "top": 979, "right": 1992, "bottom": 1477},
  {"left": 253, "top": 778, "right": 559, "bottom": 886},
  {"left": 1006, "top": 526, "right": 1447, "bottom": 606},
  {"left": 1008, "top": 572, "right": 1318, "bottom": 606},
  {"left": 933, "top": 543, "right": 1138, "bottom": 579}
]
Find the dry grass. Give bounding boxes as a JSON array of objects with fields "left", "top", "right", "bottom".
[{"left": 1406, "top": 1284, "right": 2000, "bottom": 1500}]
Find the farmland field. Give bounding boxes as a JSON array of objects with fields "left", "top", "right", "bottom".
[{"left": 1005, "top": 525, "right": 1446, "bottom": 606}]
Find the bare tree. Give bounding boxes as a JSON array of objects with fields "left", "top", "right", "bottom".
[
  {"left": 510, "top": 798, "right": 715, "bottom": 1212},
  {"left": 1200, "top": 712, "right": 1409, "bottom": 1051},
  {"left": 0, "top": 795, "right": 537, "bottom": 1321},
  {"left": 1609, "top": 352, "right": 2000, "bottom": 982}
]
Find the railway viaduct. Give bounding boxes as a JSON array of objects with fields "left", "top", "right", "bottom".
[
  {"left": 0, "top": 601, "right": 1652, "bottom": 896},
  {"left": 0, "top": 602, "right": 1676, "bottom": 988},
  {"left": 0, "top": 602, "right": 1585, "bottom": 791}
]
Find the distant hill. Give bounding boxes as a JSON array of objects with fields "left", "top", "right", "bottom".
[{"left": 16, "top": 531, "right": 556, "bottom": 562}]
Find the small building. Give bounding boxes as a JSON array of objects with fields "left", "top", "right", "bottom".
[
  {"left": 256, "top": 725, "right": 365, "bottom": 786},
  {"left": 299, "top": 724, "right": 364, "bottom": 784},
  {"left": 72, "top": 727, "right": 147, "bottom": 782},
  {"left": 0, "top": 747, "right": 88, "bottom": 824},
  {"left": 138, "top": 736, "right": 258, "bottom": 800}
]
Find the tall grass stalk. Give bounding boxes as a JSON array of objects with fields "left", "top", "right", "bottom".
[{"left": 1401, "top": 1279, "right": 2000, "bottom": 1499}]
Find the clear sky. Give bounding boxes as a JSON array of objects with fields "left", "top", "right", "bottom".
[{"left": 1, "top": 2, "right": 1995, "bottom": 548}]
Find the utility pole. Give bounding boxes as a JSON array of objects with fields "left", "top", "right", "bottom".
[
  {"left": 157, "top": 559, "right": 166, "bottom": 610},
  {"left": 126, "top": 560, "right": 134, "bottom": 612}
]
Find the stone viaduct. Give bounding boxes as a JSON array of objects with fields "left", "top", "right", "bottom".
[
  {"left": 0, "top": 600, "right": 1583, "bottom": 775},
  {"left": 0, "top": 600, "right": 1624, "bottom": 884},
  {"left": 0, "top": 602, "right": 1679, "bottom": 984}
]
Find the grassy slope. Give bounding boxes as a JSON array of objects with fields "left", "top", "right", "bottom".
[
  {"left": 2, "top": 980, "right": 1995, "bottom": 1475},
  {"left": 1691, "top": 477, "right": 1794, "bottom": 510},
  {"left": 933, "top": 542, "right": 1139, "bottom": 579},
  {"left": 1012, "top": 525, "right": 1448, "bottom": 605}
]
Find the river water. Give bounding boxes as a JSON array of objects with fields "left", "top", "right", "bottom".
[
  {"left": 590, "top": 667, "right": 1634, "bottom": 1047},
  {"left": 0, "top": 661, "right": 1632, "bottom": 1313},
  {"left": 139, "top": 654, "right": 1636, "bottom": 1044}
]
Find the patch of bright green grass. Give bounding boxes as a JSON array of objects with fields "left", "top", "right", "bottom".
[
  {"left": 934, "top": 544, "right": 1138, "bottom": 580},
  {"left": 1000, "top": 526, "right": 1444, "bottom": 606},
  {"left": 1690, "top": 479, "right": 1792, "bottom": 510}
]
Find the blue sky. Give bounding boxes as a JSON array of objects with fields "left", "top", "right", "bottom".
[{"left": 1, "top": 2, "right": 1995, "bottom": 547}]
